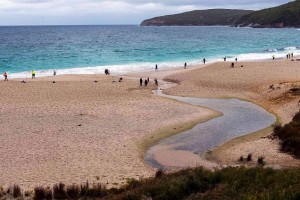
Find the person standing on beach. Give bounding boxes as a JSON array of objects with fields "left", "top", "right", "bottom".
[
  {"left": 155, "top": 64, "right": 158, "bottom": 71},
  {"left": 140, "top": 78, "right": 143, "bottom": 86},
  {"left": 272, "top": 55, "right": 275, "bottom": 60},
  {"left": 32, "top": 70, "right": 36, "bottom": 79},
  {"left": 184, "top": 62, "right": 187, "bottom": 69},
  {"left": 224, "top": 57, "right": 226, "bottom": 61},
  {"left": 155, "top": 78, "right": 158, "bottom": 86},
  {"left": 203, "top": 58, "right": 206, "bottom": 64},
  {"left": 144, "top": 79, "right": 148, "bottom": 86},
  {"left": 235, "top": 58, "right": 238, "bottom": 62},
  {"left": 53, "top": 70, "right": 56, "bottom": 76},
  {"left": 3, "top": 72, "right": 8, "bottom": 81}
]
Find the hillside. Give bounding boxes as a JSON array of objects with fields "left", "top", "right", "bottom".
[
  {"left": 237, "top": 0, "right": 300, "bottom": 28},
  {"left": 141, "top": 1, "right": 300, "bottom": 28},
  {"left": 140, "top": 9, "right": 253, "bottom": 26}
]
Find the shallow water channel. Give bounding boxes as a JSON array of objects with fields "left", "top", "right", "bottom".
[{"left": 145, "top": 85, "right": 276, "bottom": 170}]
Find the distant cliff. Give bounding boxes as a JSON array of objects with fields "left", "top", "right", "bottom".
[
  {"left": 141, "top": 1, "right": 300, "bottom": 28},
  {"left": 236, "top": 0, "right": 300, "bottom": 28},
  {"left": 140, "top": 9, "right": 253, "bottom": 26}
]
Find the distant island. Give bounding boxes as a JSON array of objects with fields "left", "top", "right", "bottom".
[{"left": 141, "top": 0, "right": 300, "bottom": 28}]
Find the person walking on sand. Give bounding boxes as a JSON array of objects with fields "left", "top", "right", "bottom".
[
  {"left": 155, "top": 64, "right": 158, "bottom": 71},
  {"left": 144, "top": 79, "right": 148, "bottom": 86},
  {"left": 184, "top": 62, "right": 187, "bottom": 69},
  {"left": 203, "top": 58, "right": 206, "bottom": 64},
  {"left": 3, "top": 72, "right": 8, "bottom": 81},
  {"left": 147, "top": 77, "right": 150, "bottom": 83},
  {"left": 32, "top": 70, "right": 36, "bottom": 79},
  {"left": 140, "top": 78, "right": 143, "bottom": 86}
]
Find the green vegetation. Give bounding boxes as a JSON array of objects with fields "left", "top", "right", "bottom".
[
  {"left": 140, "top": 9, "right": 253, "bottom": 26},
  {"left": 274, "top": 109, "right": 300, "bottom": 158},
  {"left": 1, "top": 167, "right": 300, "bottom": 199},
  {"left": 237, "top": 0, "right": 300, "bottom": 27},
  {"left": 141, "top": 1, "right": 300, "bottom": 27}
]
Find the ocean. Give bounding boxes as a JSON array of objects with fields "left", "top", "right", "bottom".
[{"left": 0, "top": 25, "right": 299, "bottom": 78}]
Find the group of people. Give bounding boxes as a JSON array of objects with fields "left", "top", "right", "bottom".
[
  {"left": 223, "top": 57, "right": 238, "bottom": 62},
  {"left": 140, "top": 77, "right": 158, "bottom": 86},
  {"left": 286, "top": 53, "right": 294, "bottom": 59},
  {"left": 2, "top": 70, "right": 59, "bottom": 81},
  {"left": 2, "top": 71, "right": 36, "bottom": 81}
]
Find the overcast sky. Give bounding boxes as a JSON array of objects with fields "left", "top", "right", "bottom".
[{"left": 0, "top": 0, "right": 292, "bottom": 25}]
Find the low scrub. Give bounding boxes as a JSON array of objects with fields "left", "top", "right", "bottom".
[
  {"left": 2, "top": 167, "right": 300, "bottom": 199},
  {"left": 273, "top": 109, "right": 300, "bottom": 157}
]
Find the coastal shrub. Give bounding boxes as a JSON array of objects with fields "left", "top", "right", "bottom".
[
  {"left": 80, "top": 181, "right": 89, "bottom": 197},
  {"left": 53, "top": 183, "right": 67, "bottom": 199},
  {"left": 34, "top": 186, "right": 52, "bottom": 200},
  {"left": 126, "top": 178, "right": 142, "bottom": 190},
  {"left": 155, "top": 169, "right": 165, "bottom": 178},
  {"left": 247, "top": 154, "right": 252, "bottom": 161},
  {"left": 24, "top": 190, "right": 32, "bottom": 197},
  {"left": 257, "top": 157, "right": 265, "bottom": 166},
  {"left": 239, "top": 156, "right": 244, "bottom": 162},
  {"left": 85, "top": 183, "right": 107, "bottom": 198},
  {"left": 273, "top": 109, "right": 300, "bottom": 158},
  {"left": 2, "top": 167, "right": 300, "bottom": 199},
  {"left": 12, "top": 184, "right": 22, "bottom": 198},
  {"left": 66, "top": 184, "right": 80, "bottom": 199}
]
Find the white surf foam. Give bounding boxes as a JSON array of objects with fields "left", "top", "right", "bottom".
[{"left": 6, "top": 47, "right": 300, "bottom": 79}]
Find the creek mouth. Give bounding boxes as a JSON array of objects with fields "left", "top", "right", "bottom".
[{"left": 145, "top": 83, "right": 276, "bottom": 170}]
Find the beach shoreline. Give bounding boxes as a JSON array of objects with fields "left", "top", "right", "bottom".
[{"left": 2, "top": 51, "right": 299, "bottom": 81}]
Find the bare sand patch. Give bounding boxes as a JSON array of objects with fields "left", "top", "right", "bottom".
[{"left": 0, "top": 75, "right": 216, "bottom": 189}]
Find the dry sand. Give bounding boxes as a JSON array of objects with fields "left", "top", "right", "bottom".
[
  {"left": 0, "top": 74, "right": 216, "bottom": 189},
  {"left": 161, "top": 59, "right": 300, "bottom": 168}
]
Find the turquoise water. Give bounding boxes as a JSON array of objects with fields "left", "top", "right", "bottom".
[{"left": 0, "top": 25, "right": 299, "bottom": 78}]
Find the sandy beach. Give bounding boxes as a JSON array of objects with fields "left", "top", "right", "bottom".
[
  {"left": 0, "top": 74, "right": 217, "bottom": 189},
  {"left": 0, "top": 58, "right": 299, "bottom": 190}
]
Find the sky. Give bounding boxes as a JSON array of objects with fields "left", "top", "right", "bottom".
[{"left": 0, "top": 0, "right": 292, "bottom": 25}]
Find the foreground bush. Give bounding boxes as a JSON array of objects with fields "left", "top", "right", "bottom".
[
  {"left": 3, "top": 167, "right": 300, "bottom": 200},
  {"left": 274, "top": 109, "right": 300, "bottom": 157}
]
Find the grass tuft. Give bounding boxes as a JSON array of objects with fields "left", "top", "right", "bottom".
[
  {"left": 13, "top": 184, "right": 22, "bottom": 198},
  {"left": 257, "top": 156, "right": 265, "bottom": 166},
  {"left": 247, "top": 154, "right": 252, "bottom": 162},
  {"left": 53, "top": 183, "right": 67, "bottom": 199}
]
